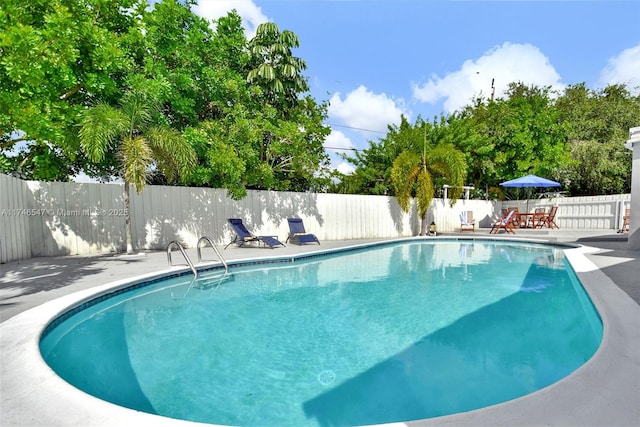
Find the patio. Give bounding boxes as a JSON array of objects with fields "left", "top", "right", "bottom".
[{"left": 1, "top": 230, "right": 638, "bottom": 426}]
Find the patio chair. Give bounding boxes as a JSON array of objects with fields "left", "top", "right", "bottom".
[
  {"left": 618, "top": 208, "right": 630, "bottom": 233},
  {"left": 459, "top": 211, "right": 475, "bottom": 232},
  {"left": 490, "top": 209, "right": 516, "bottom": 234},
  {"left": 532, "top": 207, "right": 547, "bottom": 228},
  {"left": 286, "top": 217, "right": 320, "bottom": 245},
  {"left": 507, "top": 206, "right": 521, "bottom": 228},
  {"left": 539, "top": 206, "right": 559, "bottom": 229},
  {"left": 224, "top": 218, "right": 285, "bottom": 249}
]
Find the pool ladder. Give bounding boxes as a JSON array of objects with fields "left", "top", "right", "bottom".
[
  {"left": 196, "top": 236, "right": 228, "bottom": 274},
  {"left": 166, "top": 237, "right": 229, "bottom": 280}
]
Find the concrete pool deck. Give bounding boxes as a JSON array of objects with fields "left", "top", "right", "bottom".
[{"left": 1, "top": 230, "right": 639, "bottom": 426}]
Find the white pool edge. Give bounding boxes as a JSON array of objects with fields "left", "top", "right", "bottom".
[{"left": 1, "top": 239, "right": 639, "bottom": 427}]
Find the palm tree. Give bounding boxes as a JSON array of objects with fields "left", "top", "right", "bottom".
[
  {"left": 79, "top": 88, "right": 196, "bottom": 254},
  {"left": 391, "top": 125, "right": 467, "bottom": 235}
]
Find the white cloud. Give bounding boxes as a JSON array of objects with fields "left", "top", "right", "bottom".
[
  {"left": 328, "top": 85, "right": 408, "bottom": 134},
  {"left": 324, "top": 130, "right": 355, "bottom": 154},
  {"left": 598, "top": 43, "right": 640, "bottom": 95},
  {"left": 324, "top": 130, "right": 356, "bottom": 174},
  {"left": 336, "top": 161, "right": 355, "bottom": 175},
  {"left": 412, "top": 42, "right": 564, "bottom": 113},
  {"left": 192, "top": 0, "right": 268, "bottom": 37}
]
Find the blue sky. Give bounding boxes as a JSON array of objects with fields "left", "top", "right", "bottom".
[{"left": 194, "top": 0, "right": 640, "bottom": 173}]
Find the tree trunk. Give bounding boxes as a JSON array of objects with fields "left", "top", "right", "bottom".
[
  {"left": 420, "top": 210, "right": 428, "bottom": 236},
  {"left": 124, "top": 181, "right": 135, "bottom": 254}
]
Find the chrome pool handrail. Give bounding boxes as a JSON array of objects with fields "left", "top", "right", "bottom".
[
  {"left": 197, "top": 236, "right": 228, "bottom": 274},
  {"left": 166, "top": 240, "right": 198, "bottom": 278}
]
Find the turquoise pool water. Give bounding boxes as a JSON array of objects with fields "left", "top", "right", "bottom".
[{"left": 40, "top": 240, "right": 602, "bottom": 426}]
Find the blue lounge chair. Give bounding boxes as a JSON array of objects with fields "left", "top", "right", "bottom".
[
  {"left": 224, "top": 218, "right": 285, "bottom": 249},
  {"left": 286, "top": 218, "right": 320, "bottom": 245}
]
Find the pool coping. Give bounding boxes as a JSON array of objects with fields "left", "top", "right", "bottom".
[{"left": 1, "top": 237, "right": 639, "bottom": 426}]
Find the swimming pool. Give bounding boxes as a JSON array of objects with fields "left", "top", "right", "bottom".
[{"left": 39, "top": 240, "right": 602, "bottom": 426}]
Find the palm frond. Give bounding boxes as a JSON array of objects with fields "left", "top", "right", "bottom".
[
  {"left": 415, "top": 170, "right": 435, "bottom": 217},
  {"left": 391, "top": 150, "right": 421, "bottom": 212},
  {"left": 79, "top": 104, "right": 127, "bottom": 162},
  {"left": 120, "top": 90, "right": 158, "bottom": 132},
  {"left": 427, "top": 143, "right": 467, "bottom": 204},
  {"left": 120, "top": 135, "right": 153, "bottom": 193},
  {"left": 146, "top": 126, "right": 196, "bottom": 182}
]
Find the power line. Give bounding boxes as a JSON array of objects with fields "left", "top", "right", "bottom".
[
  {"left": 326, "top": 123, "right": 387, "bottom": 134},
  {"left": 324, "top": 146, "right": 360, "bottom": 151}
]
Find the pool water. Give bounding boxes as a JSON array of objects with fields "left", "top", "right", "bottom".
[{"left": 40, "top": 240, "right": 602, "bottom": 426}]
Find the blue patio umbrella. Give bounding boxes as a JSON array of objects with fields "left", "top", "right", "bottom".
[{"left": 500, "top": 174, "right": 561, "bottom": 211}]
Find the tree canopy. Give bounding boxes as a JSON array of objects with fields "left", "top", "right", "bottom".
[
  {"left": 1, "top": 0, "right": 330, "bottom": 198},
  {"left": 334, "top": 82, "right": 639, "bottom": 199},
  {"left": 554, "top": 83, "right": 639, "bottom": 195},
  {"left": 2, "top": 0, "right": 638, "bottom": 201},
  {"left": 1, "top": 0, "right": 139, "bottom": 179}
]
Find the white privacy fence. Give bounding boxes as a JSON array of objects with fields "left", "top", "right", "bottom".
[
  {"left": 495, "top": 195, "right": 631, "bottom": 231},
  {"left": 0, "top": 174, "right": 631, "bottom": 262}
]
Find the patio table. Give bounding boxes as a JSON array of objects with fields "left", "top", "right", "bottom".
[{"left": 518, "top": 213, "right": 535, "bottom": 228}]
